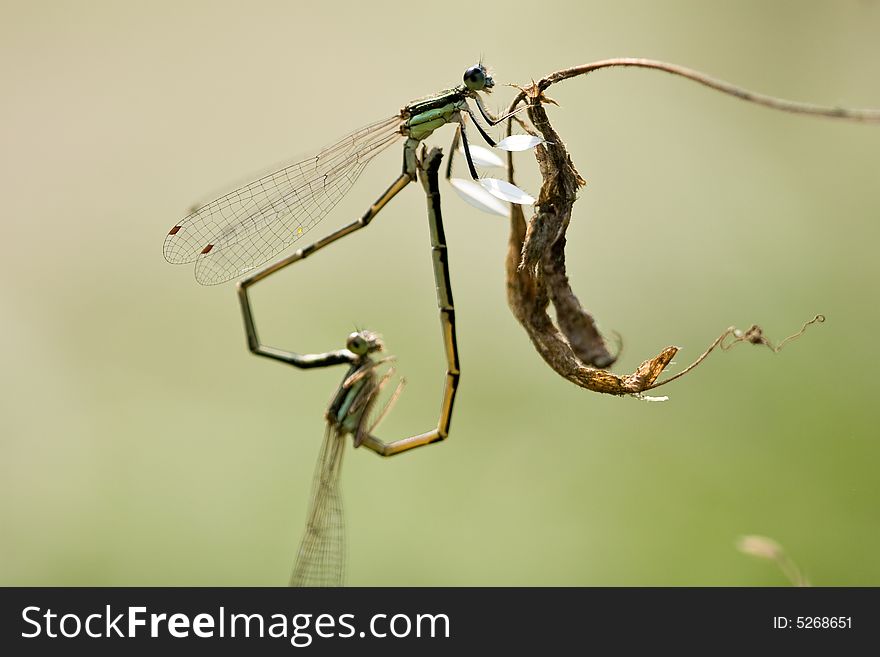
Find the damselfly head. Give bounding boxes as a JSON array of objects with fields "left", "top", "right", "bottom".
[
  {"left": 463, "top": 64, "right": 494, "bottom": 92},
  {"left": 346, "top": 330, "right": 383, "bottom": 356}
]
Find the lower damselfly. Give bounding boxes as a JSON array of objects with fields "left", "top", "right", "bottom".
[
  {"left": 164, "top": 64, "right": 539, "bottom": 285},
  {"left": 288, "top": 329, "right": 398, "bottom": 587}
]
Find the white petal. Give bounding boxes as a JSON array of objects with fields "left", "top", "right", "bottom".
[
  {"left": 495, "top": 135, "right": 545, "bottom": 152},
  {"left": 479, "top": 178, "right": 536, "bottom": 205},
  {"left": 460, "top": 144, "right": 506, "bottom": 168},
  {"left": 449, "top": 178, "right": 508, "bottom": 216}
]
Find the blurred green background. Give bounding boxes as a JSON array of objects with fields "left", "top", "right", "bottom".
[{"left": 2, "top": 0, "right": 878, "bottom": 586}]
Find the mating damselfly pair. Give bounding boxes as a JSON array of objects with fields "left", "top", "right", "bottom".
[{"left": 163, "top": 66, "right": 540, "bottom": 585}]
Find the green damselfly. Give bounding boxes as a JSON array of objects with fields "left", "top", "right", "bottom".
[{"left": 164, "top": 64, "right": 539, "bottom": 285}]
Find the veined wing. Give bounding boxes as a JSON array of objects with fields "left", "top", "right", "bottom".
[
  {"left": 289, "top": 423, "right": 347, "bottom": 587},
  {"left": 164, "top": 115, "right": 403, "bottom": 285}
]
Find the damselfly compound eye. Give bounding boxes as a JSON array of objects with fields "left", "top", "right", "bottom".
[
  {"left": 463, "top": 65, "right": 487, "bottom": 91},
  {"left": 347, "top": 333, "right": 368, "bottom": 355}
]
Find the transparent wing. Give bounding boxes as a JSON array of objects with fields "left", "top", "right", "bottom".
[
  {"left": 289, "top": 423, "right": 347, "bottom": 587},
  {"left": 164, "top": 114, "right": 404, "bottom": 285}
]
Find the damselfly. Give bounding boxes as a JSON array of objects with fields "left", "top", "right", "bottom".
[
  {"left": 287, "top": 329, "right": 399, "bottom": 587},
  {"left": 164, "top": 64, "right": 539, "bottom": 285}
]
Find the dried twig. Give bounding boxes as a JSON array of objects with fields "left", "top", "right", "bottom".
[
  {"left": 644, "top": 315, "right": 826, "bottom": 392},
  {"left": 507, "top": 199, "right": 677, "bottom": 395},
  {"left": 506, "top": 58, "right": 880, "bottom": 123},
  {"left": 501, "top": 59, "right": 874, "bottom": 395}
]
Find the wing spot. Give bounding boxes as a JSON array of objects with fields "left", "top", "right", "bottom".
[
  {"left": 168, "top": 225, "right": 181, "bottom": 235},
  {"left": 201, "top": 244, "right": 214, "bottom": 255}
]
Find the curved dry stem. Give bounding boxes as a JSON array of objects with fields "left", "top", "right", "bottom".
[
  {"left": 506, "top": 202, "right": 678, "bottom": 394},
  {"left": 502, "top": 60, "right": 844, "bottom": 396},
  {"left": 505, "top": 57, "right": 880, "bottom": 122}
]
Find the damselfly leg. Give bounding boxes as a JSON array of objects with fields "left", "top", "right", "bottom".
[
  {"left": 242, "top": 149, "right": 458, "bottom": 586},
  {"left": 237, "top": 147, "right": 459, "bottom": 457}
]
